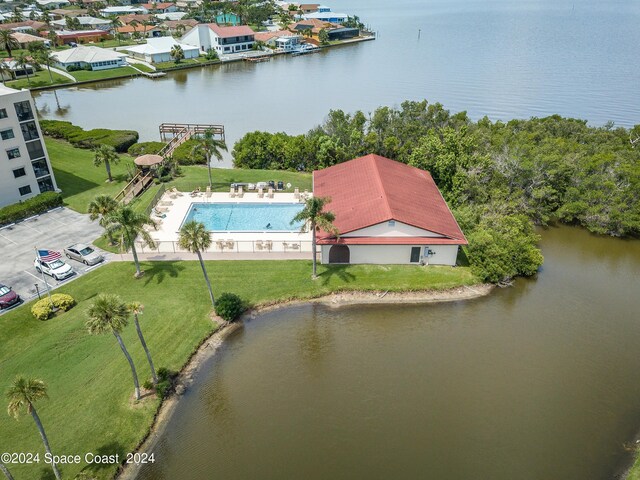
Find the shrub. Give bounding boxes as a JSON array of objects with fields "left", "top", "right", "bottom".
[
  {"left": 40, "top": 120, "right": 139, "bottom": 152},
  {"left": 128, "top": 141, "right": 166, "bottom": 157},
  {"left": 214, "top": 293, "right": 244, "bottom": 322},
  {"left": 143, "top": 379, "right": 154, "bottom": 390},
  {"left": 156, "top": 380, "right": 172, "bottom": 399},
  {"left": 0, "top": 192, "right": 63, "bottom": 227},
  {"left": 170, "top": 139, "right": 207, "bottom": 165},
  {"left": 31, "top": 294, "right": 76, "bottom": 320}
]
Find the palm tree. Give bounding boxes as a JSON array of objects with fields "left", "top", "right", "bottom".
[
  {"left": 170, "top": 44, "right": 184, "bottom": 63},
  {"left": 6, "top": 377, "right": 62, "bottom": 480},
  {"left": 0, "top": 30, "right": 19, "bottom": 58},
  {"left": 109, "top": 15, "right": 122, "bottom": 35},
  {"left": 191, "top": 129, "right": 227, "bottom": 189},
  {"left": 34, "top": 48, "right": 55, "bottom": 83},
  {"left": 93, "top": 144, "right": 120, "bottom": 182},
  {"left": 0, "top": 461, "right": 15, "bottom": 480},
  {"left": 128, "top": 302, "right": 157, "bottom": 385},
  {"left": 47, "top": 30, "right": 58, "bottom": 47},
  {"left": 175, "top": 23, "right": 186, "bottom": 38},
  {"left": 178, "top": 220, "right": 215, "bottom": 306},
  {"left": 86, "top": 294, "right": 141, "bottom": 400},
  {"left": 107, "top": 206, "right": 156, "bottom": 277},
  {"left": 88, "top": 194, "right": 119, "bottom": 245},
  {"left": 291, "top": 196, "right": 339, "bottom": 278},
  {"left": 14, "top": 53, "right": 32, "bottom": 87},
  {"left": 11, "top": 7, "right": 24, "bottom": 23},
  {"left": 0, "top": 63, "right": 13, "bottom": 85}
]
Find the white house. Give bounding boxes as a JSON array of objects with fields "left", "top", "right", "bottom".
[
  {"left": 125, "top": 37, "right": 199, "bottom": 63},
  {"left": 313, "top": 154, "right": 468, "bottom": 266},
  {"left": 52, "top": 46, "right": 128, "bottom": 71},
  {"left": 36, "top": 0, "right": 71, "bottom": 9},
  {"left": 51, "top": 16, "right": 112, "bottom": 31},
  {"left": 99, "top": 5, "right": 148, "bottom": 15},
  {"left": 303, "top": 10, "right": 348, "bottom": 24},
  {"left": 0, "top": 85, "right": 58, "bottom": 208},
  {"left": 181, "top": 24, "right": 255, "bottom": 55}
]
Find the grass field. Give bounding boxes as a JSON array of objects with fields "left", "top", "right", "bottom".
[
  {"left": 6, "top": 70, "right": 70, "bottom": 89},
  {"left": 0, "top": 260, "right": 478, "bottom": 479},
  {"left": 68, "top": 66, "right": 142, "bottom": 82}
]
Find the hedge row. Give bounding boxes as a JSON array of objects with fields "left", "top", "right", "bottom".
[
  {"left": 40, "top": 120, "right": 139, "bottom": 153},
  {"left": 127, "top": 141, "right": 167, "bottom": 157},
  {"left": 0, "top": 192, "right": 63, "bottom": 227},
  {"left": 171, "top": 139, "right": 207, "bottom": 165}
]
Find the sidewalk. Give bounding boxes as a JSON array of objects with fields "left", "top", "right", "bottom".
[{"left": 113, "top": 251, "right": 312, "bottom": 262}]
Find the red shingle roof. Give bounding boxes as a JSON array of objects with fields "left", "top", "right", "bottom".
[
  {"left": 206, "top": 23, "right": 254, "bottom": 38},
  {"left": 313, "top": 154, "right": 467, "bottom": 244}
]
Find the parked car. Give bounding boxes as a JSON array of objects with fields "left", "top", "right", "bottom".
[
  {"left": 34, "top": 258, "right": 74, "bottom": 281},
  {"left": 64, "top": 244, "right": 104, "bottom": 266},
  {"left": 0, "top": 284, "right": 21, "bottom": 310}
]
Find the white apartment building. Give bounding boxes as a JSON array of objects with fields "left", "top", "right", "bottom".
[{"left": 0, "top": 85, "right": 58, "bottom": 208}]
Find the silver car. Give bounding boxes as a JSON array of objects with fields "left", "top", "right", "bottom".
[{"left": 64, "top": 244, "right": 104, "bottom": 266}]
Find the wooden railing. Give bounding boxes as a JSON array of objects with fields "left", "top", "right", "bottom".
[
  {"left": 159, "top": 123, "right": 225, "bottom": 142},
  {"left": 114, "top": 172, "right": 142, "bottom": 203}
]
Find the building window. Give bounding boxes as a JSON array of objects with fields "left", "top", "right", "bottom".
[
  {"left": 0, "top": 108, "right": 7, "bottom": 119},
  {"left": 38, "top": 176, "right": 55, "bottom": 193},
  {"left": 388, "top": 220, "right": 395, "bottom": 227},
  {"left": 32, "top": 159, "right": 50, "bottom": 178},
  {"left": 0, "top": 128, "right": 14, "bottom": 140},
  {"left": 19, "top": 185, "right": 32, "bottom": 196},
  {"left": 14, "top": 101, "right": 34, "bottom": 122},
  {"left": 21, "top": 121, "right": 40, "bottom": 141},
  {"left": 26, "top": 140, "right": 45, "bottom": 160},
  {"left": 12, "top": 167, "right": 26, "bottom": 178},
  {"left": 6, "top": 147, "right": 20, "bottom": 159}
]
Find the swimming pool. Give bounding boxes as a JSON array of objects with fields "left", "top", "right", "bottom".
[{"left": 182, "top": 203, "right": 306, "bottom": 232}]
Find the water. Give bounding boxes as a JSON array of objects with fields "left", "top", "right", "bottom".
[
  {"left": 137, "top": 227, "right": 640, "bottom": 480},
  {"left": 182, "top": 202, "right": 305, "bottom": 231},
  {"left": 33, "top": 0, "right": 640, "bottom": 168}
]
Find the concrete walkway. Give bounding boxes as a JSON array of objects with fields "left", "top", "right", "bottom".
[
  {"left": 113, "top": 251, "right": 312, "bottom": 262},
  {"left": 48, "top": 65, "right": 76, "bottom": 82}
]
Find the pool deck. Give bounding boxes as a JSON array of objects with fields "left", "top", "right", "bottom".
[{"left": 142, "top": 190, "right": 313, "bottom": 254}]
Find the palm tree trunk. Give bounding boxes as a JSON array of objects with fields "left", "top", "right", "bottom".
[
  {"left": 105, "top": 159, "right": 113, "bottom": 182},
  {"left": 113, "top": 331, "right": 141, "bottom": 400},
  {"left": 30, "top": 406, "right": 62, "bottom": 480},
  {"left": 206, "top": 156, "right": 213, "bottom": 189},
  {"left": 130, "top": 242, "right": 142, "bottom": 276},
  {"left": 134, "top": 313, "right": 157, "bottom": 384},
  {"left": 311, "top": 220, "right": 317, "bottom": 278},
  {"left": 197, "top": 250, "right": 215, "bottom": 306},
  {"left": 46, "top": 63, "right": 53, "bottom": 82},
  {"left": 0, "top": 462, "right": 15, "bottom": 480},
  {"left": 24, "top": 68, "right": 31, "bottom": 86}
]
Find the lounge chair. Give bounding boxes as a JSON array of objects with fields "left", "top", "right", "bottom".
[
  {"left": 189, "top": 187, "right": 201, "bottom": 197},
  {"left": 154, "top": 206, "right": 168, "bottom": 213},
  {"left": 267, "top": 187, "right": 274, "bottom": 199},
  {"left": 237, "top": 186, "right": 244, "bottom": 198},
  {"left": 289, "top": 243, "right": 300, "bottom": 250},
  {"left": 158, "top": 200, "right": 173, "bottom": 206},
  {"left": 265, "top": 240, "right": 272, "bottom": 251},
  {"left": 226, "top": 239, "right": 235, "bottom": 249},
  {"left": 229, "top": 186, "right": 236, "bottom": 198},
  {"left": 255, "top": 240, "right": 264, "bottom": 251},
  {"left": 258, "top": 187, "right": 264, "bottom": 198},
  {"left": 152, "top": 209, "right": 166, "bottom": 219},
  {"left": 169, "top": 187, "right": 184, "bottom": 197},
  {"left": 294, "top": 187, "right": 300, "bottom": 200},
  {"left": 216, "top": 240, "right": 225, "bottom": 251},
  {"left": 206, "top": 186, "right": 212, "bottom": 198}
]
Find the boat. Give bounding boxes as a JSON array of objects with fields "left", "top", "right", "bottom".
[{"left": 290, "top": 44, "right": 320, "bottom": 56}]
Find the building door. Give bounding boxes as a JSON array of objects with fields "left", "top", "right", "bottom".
[
  {"left": 410, "top": 246, "right": 421, "bottom": 263},
  {"left": 329, "top": 245, "right": 350, "bottom": 264}
]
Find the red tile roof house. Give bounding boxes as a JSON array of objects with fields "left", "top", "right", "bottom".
[{"left": 313, "top": 154, "right": 467, "bottom": 265}]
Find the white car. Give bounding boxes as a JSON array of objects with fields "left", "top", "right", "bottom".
[{"left": 34, "top": 258, "right": 74, "bottom": 281}]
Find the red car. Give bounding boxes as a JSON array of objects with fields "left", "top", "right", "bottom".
[{"left": 0, "top": 284, "right": 21, "bottom": 310}]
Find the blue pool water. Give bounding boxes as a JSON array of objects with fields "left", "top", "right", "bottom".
[{"left": 183, "top": 203, "right": 305, "bottom": 232}]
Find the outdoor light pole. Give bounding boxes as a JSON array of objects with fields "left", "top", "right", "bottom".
[{"left": 34, "top": 283, "right": 41, "bottom": 300}]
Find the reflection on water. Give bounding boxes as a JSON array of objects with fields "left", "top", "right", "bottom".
[{"left": 137, "top": 227, "right": 640, "bottom": 480}]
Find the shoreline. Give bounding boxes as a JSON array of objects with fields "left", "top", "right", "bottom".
[{"left": 117, "top": 283, "right": 492, "bottom": 480}]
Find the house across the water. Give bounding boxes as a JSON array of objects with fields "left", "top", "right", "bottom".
[{"left": 313, "top": 154, "right": 467, "bottom": 266}]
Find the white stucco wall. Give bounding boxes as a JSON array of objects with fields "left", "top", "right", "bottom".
[
  {"left": 343, "top": 221, "right": 445, "bottom": 238},
  {"left": 320, "top": 244, "right": 460, "bottom": 266}
]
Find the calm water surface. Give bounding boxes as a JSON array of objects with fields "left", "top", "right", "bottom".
[
  {"left": 138, "top": 227, "right": 640, "bottom": 480},
  {"left": 34, "top": 0, "right": 640, "bottom": 167}
]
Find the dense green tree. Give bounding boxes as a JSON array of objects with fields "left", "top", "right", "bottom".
[
  {"left": 93, "top": 144, "right": 120, "bottom": 182},
  {"left": 0, "top": 30, "right": 19, "bottom": 58},
  {"left": 88, "top": 194, "right": 119, "bottom": 245}
]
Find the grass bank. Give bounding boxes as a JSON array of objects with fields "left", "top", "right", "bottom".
[{"left": 0, "top": 260, "right": 479, "bottom": 480}]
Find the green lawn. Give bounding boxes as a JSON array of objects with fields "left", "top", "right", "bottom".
[
  {"left": 0, "top": 259, "right": 477, "bottom": 479},
  {"left": 46, "top": 137, "right": 135, "bottom": 213},
  {"left": 169, "top": 165, "right": 313, "bottom": 193},
  {"left": 5, "top": 69, "right": 70, "bottom": 89},
  {"left": 68, "top": 66, "right": 142, "bottom": 82}
]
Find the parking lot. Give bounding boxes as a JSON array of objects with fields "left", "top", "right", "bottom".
[{"left": 0, "top": 207, "right": 112, "bottom": 311}]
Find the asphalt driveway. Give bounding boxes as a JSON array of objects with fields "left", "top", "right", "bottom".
[{"left": 0, "top": 207, "right": 111, "bottom": 311}]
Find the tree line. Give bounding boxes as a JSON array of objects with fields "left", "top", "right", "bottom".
[{"left": 232, "top": 101, "right": 640, "bottom": 282}]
